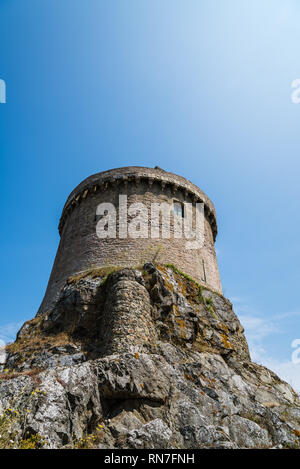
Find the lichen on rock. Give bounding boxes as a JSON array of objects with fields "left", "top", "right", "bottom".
[{"left": 0, "top": 264, "right": 299, "bottom": 449}]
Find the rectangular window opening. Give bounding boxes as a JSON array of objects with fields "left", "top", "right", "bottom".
[
  {"left": 201, "top": 259, "right": 207, "bottom": 283},
  {"left": 173, "top": 201, "right": 184, "bottom": 218}
]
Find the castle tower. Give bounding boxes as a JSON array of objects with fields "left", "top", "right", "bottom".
[{"left": 38, "top": 167, "right": 222, "bottom": 314}]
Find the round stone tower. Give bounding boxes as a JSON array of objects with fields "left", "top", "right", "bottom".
[{"left": 38, "top": 166, "right": 222, "bottom": 314}]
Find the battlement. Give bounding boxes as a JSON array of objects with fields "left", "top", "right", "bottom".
[{"left": 59, "top": 167, "right": 218, "bottom": 240}]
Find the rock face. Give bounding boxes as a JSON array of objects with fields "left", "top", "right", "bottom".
[{"left": 0, "top": 264, "right": 300, "bottom": 449}]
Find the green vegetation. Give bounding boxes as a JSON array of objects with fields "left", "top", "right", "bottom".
[
  {"left": 164, "top": 264, "right": 204, "bottom": 303},
  {"left": 204, "top": 296, "right": 217, "bottom": 318},
  {"left": 164, "top": 264, "right": 198, "bottom": 284},
  {"left": 163, "top": 263, "right": 221, "bottom": 321},
  {"left": 205, "top": 296, "right": 213, "bottom": 306},
  {"left": 19, "top": 434, "right": 47, "bottom": 449},
  {"left": 0, "top": 409, "right": 47, "bottom": 449},
  {"left": 73, "top": 423, "right": 106, "bottom": 449},
  {"left": 67, "top": 266, "right": 120, "bottom": 284}
]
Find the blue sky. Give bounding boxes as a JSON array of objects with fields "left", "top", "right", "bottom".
[{"left": 1, "top": 0, "right": 300, "bottom": 389}]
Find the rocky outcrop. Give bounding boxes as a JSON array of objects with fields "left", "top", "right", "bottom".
[{"left": 0, "top": 264, "right": 299, "bottom": 449}]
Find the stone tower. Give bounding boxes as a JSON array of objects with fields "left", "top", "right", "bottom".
[{"left": 38, "top": 166, "right": 222, "bottom": 314}]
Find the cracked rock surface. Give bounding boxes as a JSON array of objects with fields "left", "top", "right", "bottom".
[{"left": 0, "top": 264, "right": 299, "bottom": 449}]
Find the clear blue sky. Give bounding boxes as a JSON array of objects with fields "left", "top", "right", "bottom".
[{"left": 1, "top": 0, "right": 300, "bottom": 388}]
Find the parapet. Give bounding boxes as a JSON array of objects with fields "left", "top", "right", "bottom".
[{"left": 58, "top": 166, "right": 218, "bottom": 240}]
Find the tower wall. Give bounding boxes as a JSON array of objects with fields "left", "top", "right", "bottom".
[{"left": 38, "top": 167, "right": 222, "bottom": 315}]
